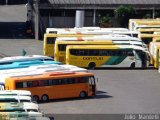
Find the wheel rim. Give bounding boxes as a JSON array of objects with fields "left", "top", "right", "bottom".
[
  {"left": 80, "top": 92, "right": 86, "bottom": 98},
  {"left": 33, "top": 96, "right": 39, "bottom": 102},
  {"left": 42, "top": 95, "right": 48, "bottom": 102}
]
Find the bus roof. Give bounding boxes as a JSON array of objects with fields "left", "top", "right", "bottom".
[
  {"left": 0, "top": 95, "right": 32, "bottom": 101},
  {"left": 0, "top": 90, "right": 31, "bottom": 96},
  {"left": 138, "top": 34, "right": 160, "bottom": 38},
  {"left": 0, "top": 60, "right": 61, "bottom": 70},
  {"left": 0, "top": 64, "right": 87, "bottom": 75},
  {"left": 137, "top": 28, "right": 160, "bottom": 32},
  {"left": 66, "top": 45, "right": 147, "bottom": 52},
  {"left": 0, "top": 102, "right": 39, "bottom": 111},
  {"left": 46, "top": 27, "right": 128, "bottom": 34},
  {"left": 6, "top": 72, "right": 94, "bottom": 82},
  {"left": 0, "top": 65, "right": 88, "bottom": 83},
  {"left": 56, "top": 35, "right": 142, "bottom": 41},
  {"left": 0, "top": 55, "right": 53, "bottom": 63}
]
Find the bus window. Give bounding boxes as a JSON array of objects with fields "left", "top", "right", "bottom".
[{"left": 47, "top": 37, "right": 56, "bottom": 44}]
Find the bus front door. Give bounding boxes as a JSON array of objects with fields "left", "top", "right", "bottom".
[{"left": 89, "top": 76, "right": 96, "bottom": 96}]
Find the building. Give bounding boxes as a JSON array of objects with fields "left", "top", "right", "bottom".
[
  {"left": 0, "top": 0, "right": 27, "bottom": 5},
  {"left": 27, "top": 0, "right": 160, "bottom": 40}
]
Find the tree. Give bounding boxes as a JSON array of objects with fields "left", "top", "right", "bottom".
[{"left": 114, "top": 5, "right": 135, "bottom": 27}]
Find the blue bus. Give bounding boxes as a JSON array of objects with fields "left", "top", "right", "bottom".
[
  {"left": 0, "top": 55, "right": 54, "bottom": 65},
  {"left": 0, "top": 60, "right": 61, "bottom": 70}
]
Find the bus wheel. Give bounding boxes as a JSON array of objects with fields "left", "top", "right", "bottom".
[
  {"left": 130, "top": 63, "right": 135, "bottom": 69},
  {"left": 41, "top": 94, "right": 49, "bottom": 102},
  {"left": 79, "top": 91, "right": 87, "bottom": 98},
  {"left": 88, "top": 62, "right": 96, "bottom": 69},
  {"left": 33, "top": 95, "right": 39, "bottom": 102}
]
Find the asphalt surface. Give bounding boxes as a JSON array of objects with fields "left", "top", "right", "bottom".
[{"left": 0, "top": 5, "right": 160, "bottom": 120}]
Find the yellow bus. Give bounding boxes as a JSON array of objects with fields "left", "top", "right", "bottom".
[
  {"left": 137, "top": 28, "right": 160, "bottom": 34},
  {"left": 43, "top": 33, "right": 95, "bottom": 57},
  {"left": 138, "top": 33, "right": 160, "bottom": 45},
  {"left": 129, "top": 19, "right": 160, "bottom": 31},
  {"left": 5, "top": 71, "right": 96, "bottom": 102},
  {"left": 153, "top": 32, "right": 160, "bottom": 42},
  {"left": 66, "top": 45, "right": 149, "bottom": 69},
  {"left": 54, "top": 36, "right": 148, "bottom": 63},
  {"left": 149, "top": 42, "right": 160, "bottom": 68},
  {"left": 44, "top": 29, "right": 138, "bottom": 57}
]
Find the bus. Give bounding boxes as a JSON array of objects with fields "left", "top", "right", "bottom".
[
  {"left": 0, "top": 96, "right": 32, "bottom": 103},
  {"left": 66, "top": 45, "right": 149, "bottom": 69},
  {"left": 46, "top": 27, "right": 128, "bottom": 34},
  {"left": 149, "top": 42, "right": 160, "bottom": 68},
  {"left": 137, "top": 28, "right": 160, "bottom": 34},
  {"left": 153, "top": 32, "right": 160, "bottom": 42},
  {"left": 44, "top": 29, "right": 133, "bottom": 57},
  {"left": 0, "top": 55, "right": 54, "bottom": 65},
  {"left": 0, "top": 90, "right": 31, "bottom": 96},
  {"left": 0, "top": 64, "right": 88, "bottom": 90},
  {"left": 129, "top": 19, "right": 160, "bottom": 31},
  {"left": 54, "top": 36, "right": 148, "bottom": 63},
  {"left": 46, "top": 27, "right": 101, "bottom": 33},
  {"left": 0, "top": 64, "right": 87, "bottom": 75},
  {"left": 0, "top": 112, "right": 44, "bottom": 119},
  {"left": 0, "top": 60, "right": 61, "bottom": 70},
  {"left": 43, "top": 33, "right": 95, "bottom": 57},
  {"left": 5, "top": 71, "right": 96, "bottom": 102},
  {"left": 138, "top": 33, "right": 160, "bottom": 45},
  {"left": 0, "top": 102, "right": 39, "bottom": 112}
]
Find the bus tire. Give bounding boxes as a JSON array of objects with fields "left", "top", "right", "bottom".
[
  {"left": 88, "top": 62, "right": 96, "bottom": 69},
  {"left": 130, "top": 63, "right": 135, "bottom": 69},
  {"left": 41, "top": 94, "right": 49, "bottom": 102},
  {"left": 33, "top": 95, "right": 39, "bottom": 102},
  {"left": 79, "top": 91, "right": 87, "bottom": 98}
]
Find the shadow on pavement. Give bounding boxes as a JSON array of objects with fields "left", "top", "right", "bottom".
[{"left": 38, "top": 90, "right": 113, "bottom": 104}]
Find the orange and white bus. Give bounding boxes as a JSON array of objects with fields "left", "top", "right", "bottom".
[{"left": 5, "top": 72, "right": 96, "bottom": 102}]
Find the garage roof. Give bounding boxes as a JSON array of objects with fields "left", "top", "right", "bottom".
[{"left": 46, "top": 0, "right": 160, "bottom": 9}]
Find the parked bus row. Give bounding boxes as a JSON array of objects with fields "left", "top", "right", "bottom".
[
  {"left": 0, "top": 55, "right": 96, "bottom": 103},
  {"left": 0, "top": 90, "right": 48, "bottom": 119},
  {"left": 129, "top": 18, "right": 160, "bottom": 44},
  {"left": 43, "top": 27, "right": 141, "bottom": 57},
  {"left": 43, "top": 27, "right": 149, "bottom": 69},
  {"left": 129, "top": 18, "right": 160, "bottom": 70}
]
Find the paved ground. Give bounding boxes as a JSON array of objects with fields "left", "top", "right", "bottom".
[{"left": 0, "top": 5, "right": 160, "bottom": 120}]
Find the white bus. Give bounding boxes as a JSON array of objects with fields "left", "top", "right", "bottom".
[
  {"left": 0, "top": 96, "right": 32, "bottom": 103},
  {"left": 66, "top": 45, "right": 150, "bottom": 69},
  {"left": 56, "top": 35, "right": 148, "bottom": 50},
  {"left": 0, "top": 55, "right": 54, "bottom": 65},
  {"left": 0, "top": 90, "right": 31, "bottom": 96}
]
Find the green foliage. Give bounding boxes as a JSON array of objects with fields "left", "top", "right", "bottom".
[
  {"left": 114, "top": 5, "right": 135, "bottom": 17},
  {"left": 99, "top": 14, "right": 111, "bottom": 24},
  {"left": 114, "top": 5, "right": 135, "bottom": 27}
]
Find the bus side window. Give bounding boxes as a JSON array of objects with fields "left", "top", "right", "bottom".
[
  {"left": 23, "top": 82, "right": 27, "bottom": 88},
  {"left": 61, "top": 78, "right": 68, "bottom": 84},
  {"left": 81, "top": 77, "right": 88, "bottom": 83},
  {"left": 32, "top": 81, "right": 38, "bottom": 87},
  {"left": 27, "top": 81, "right": 32, "bottom": 87},
  {"left": 52, "top": 79, "right": 59, "bottom": 85},
  {"left": 68, "top": 78, "right": 75, "bottom": 84},
  {"left": 16, "top": 82, "right": 23, "bottom": 88},
  {"left": 75, "top": 78, "right": 82, "bottom": 83},
  {"left": 47, "top": 37, "right": 56, "bottom": 44},
  {"left": 39, "top": 80, "right": 44, "bottom": 86}
]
